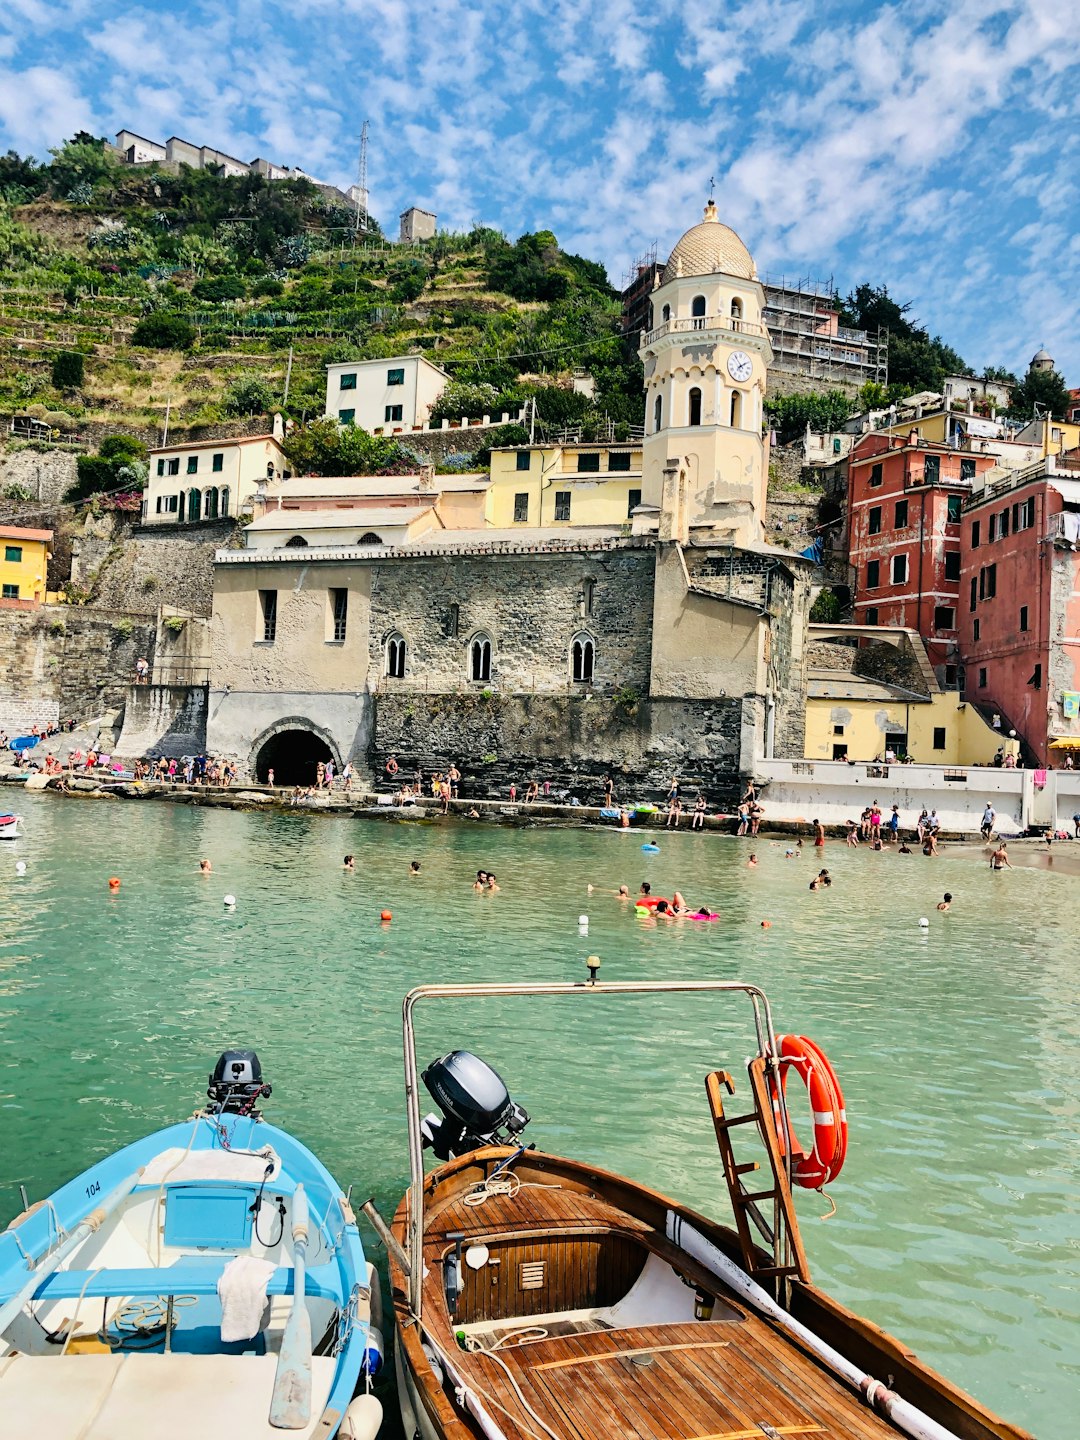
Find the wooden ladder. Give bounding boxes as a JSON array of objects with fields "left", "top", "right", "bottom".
[{"left": 705, "top": 1059, "right": 808, "bottom": 1293}]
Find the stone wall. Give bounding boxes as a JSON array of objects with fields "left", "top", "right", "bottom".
[
  {"left": 369, "top": 545, "right": 656, "bottom": 694},
  {"left": 0, "top": 449, "right": 77, "bottom": 507},
  {"left": 765, "top": 371, "right": 862, "bottom": 402},
  {"left": 115, "top": 683, "right": 208, "bottom": 757},
  {"left": 74, "top": 516, "right": 237, "bottom": 615},
  {"left": 0, "top": 605, "right": 156, "bottom": 725},
  {"left": 373, "top": 691, "right": 747, "bottom": 801}
]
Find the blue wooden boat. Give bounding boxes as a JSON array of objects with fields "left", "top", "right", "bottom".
[{"left": 0, "top": 1051, "right": 383, "bottom": 1439}]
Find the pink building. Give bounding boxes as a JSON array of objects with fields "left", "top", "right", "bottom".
[{"left": 958, "top": 455, "right": 1080, "bottom": 764}]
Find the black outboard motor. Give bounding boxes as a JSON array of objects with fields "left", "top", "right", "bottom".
[
  {"left": 421, "top": 1050, "right": 530, "bottom": 1161},
  {"left": 207, "top": 1049, "right": 272, "bottom": 1115}
]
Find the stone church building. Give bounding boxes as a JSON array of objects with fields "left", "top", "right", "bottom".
[{"left": 206, "top": 205, "right": 814, "bottom": 794}]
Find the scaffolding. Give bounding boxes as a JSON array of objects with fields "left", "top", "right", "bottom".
[
  {"left": 619, "top": 243, "right": 661, "bottom": 339},
  {"left": 761, "top": 274, "right": 887, "bottom": 387}
]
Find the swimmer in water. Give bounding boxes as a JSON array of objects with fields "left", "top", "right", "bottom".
[
  {"left": 671, "top": 890, "right": 689, "bottom": 914},
  {"left": 617, "top": 884, "right": 630, "bottom": 899},
  {"left": 990, "top": 844, "right": 1011, "bottom": 870},
  {"left": 409, "top": 860, "right": 421, "bottom": 875},
  {"left": 747, "top": 854, "right": 758, "bottom": 867},
  {"left": 343, "top": 855, "right": 354, "bottom": 871},
  {"left": 486, "top": 873, "right": 500, "bottom": 892},
  {"left": 199, "top": 858, "right": 212, "bottom": 874},
  {"left": 898, "top": 841, "right": 912, "bottom": 854},
  {"left": 473, "top": 870, "right": 488, "bottom": 890},
  {"left": 639, "top": 881, "right": 652, "bottom": 898},
  {"left": 937, "top": 893, "right": 953, "bottom": 911}
]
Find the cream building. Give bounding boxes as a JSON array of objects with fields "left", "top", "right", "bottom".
[
  {"left": 325, "top": 356, "right": 448, "bottom": 432},
  {"left": 639, "top": 201, "right": 772, "bottom": 544},
  {"left": 487, "top": 443, "right": 643, "bottom": 528},
  {"left": 143, "top": 434, "right": 286, "bottom": 525}
]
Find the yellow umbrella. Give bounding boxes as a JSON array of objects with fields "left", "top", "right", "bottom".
[{"left": 1049, "top": 736, "right": 1080, "bottom": 749}]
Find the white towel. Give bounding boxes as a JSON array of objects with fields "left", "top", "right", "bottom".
[{"left": 218, "top": 1254, "right": 275, "bottom": 1342}]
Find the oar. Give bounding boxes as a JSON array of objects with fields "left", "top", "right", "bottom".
[
  {"left": 269, "top": 1183, "right": 312, "bottom": 1430},
  {"left": 0, "top": 1168, "right": 144, "bottom": 1337}
]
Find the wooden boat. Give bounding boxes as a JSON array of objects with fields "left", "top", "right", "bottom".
[
  {"left": 0, "top": 1051, "right": 382, "bottom": 1439},
  {"left": 387, "top": 979, "right": 1032, "bottom": 1440},
  {"left": 0, "top": 812, "right": 22, "bottom": 839}
]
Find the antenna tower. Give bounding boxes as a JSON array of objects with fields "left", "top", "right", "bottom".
[{"left": 354, "top": 121, "right": 369, "bottom": 238}]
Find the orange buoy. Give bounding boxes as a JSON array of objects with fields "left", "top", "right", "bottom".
[
  {"left": 380, "top": 909, "right": 392, "bottom": 922},
  {"left": 767, "top": 1034, "right": 847, "bottom": 1189},
  {"left": 108, "top": 877, "right": 121, "bottom": 890}
]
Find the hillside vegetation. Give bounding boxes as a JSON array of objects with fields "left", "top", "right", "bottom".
[{"left": 0, "top": 134, "right": 641, "bottom": 447}]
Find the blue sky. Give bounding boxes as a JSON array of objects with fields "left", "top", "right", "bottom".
[{"left": 1, "top": 0, "right": 1077, "bottom": 379}]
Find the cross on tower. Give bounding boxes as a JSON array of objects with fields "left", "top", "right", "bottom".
[{"left": 708, "top": 175, "right": 716, "bottom": 198}]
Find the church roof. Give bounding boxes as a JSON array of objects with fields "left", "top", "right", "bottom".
[{"left": 662, "top": 201, "right": 755, "bottom": 283}]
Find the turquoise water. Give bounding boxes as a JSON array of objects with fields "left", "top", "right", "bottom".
[{"left": 1, "top": 794, "right": 1075, "bottom": 1436}]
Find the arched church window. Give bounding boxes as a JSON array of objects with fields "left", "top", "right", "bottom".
[
  {"left": 571, "top": 633, "right": 595, "bottom": 684},
  {"left": 730, "top": 390, "right": 743, "bottom": 429},
  {"left": 691, "top": 295, "right": 707, "bottom": 329},
  {"left": 661, "top": 303, "right": 671, "bottom": 323},
  {"left": 654, "top": 395, "right": 663, "bottom": 433},
  {"left": 469, "top": 633, "right": 492, "bottom": 683},
  {"left": 284, "top": 535, "right": 308, "bottom": 548},
  {"left": 688, "top": 387, "right": 702, "bottom": 427},
  {"left": 385, "top": 633, "right": 406, "bottom": 678}
]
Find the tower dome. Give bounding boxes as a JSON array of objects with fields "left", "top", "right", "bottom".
[
  {"left": 661, "top": 201, "right": 755, "bottom": 283},
  {"left": 1031, "top": 347, "right": 1054, "bottom": 372}
]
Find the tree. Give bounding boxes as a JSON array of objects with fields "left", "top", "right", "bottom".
[
  {"left": 47, "top": 133, "right": 117, "bottom": 196},
  {"left": 65, "top": 434, "right": 148, "bottom": 503},
  {"left": 809, "top": 588, "right": 844, "bottom": 623},
  {"left": 1007, "top": 365, "right": 1071, "bottom": 421},
  {"left": 131, "top": 312, "right": 195, "bottom": 349},
  {"left": 281, "top": 417, "right": 410, "bottom": 477},
  {"left": 223, "top": 376, "right": 275, "bottom": 417},
  {"left": 51, "top": 351, "right": 85, "bottom": 389},
  {"left": 839, "top": 282, "right": 966, "bottom": 392},
  {"left": 765, "top": 390, "right": 856, "bottom": 445},
  {"left": 472, "top": 423, "right": 530, "bottom": 467},
  {"left": 984, "top": 365, "right": 1018, "bottom": 384},
  {"left": 429, "top": 381, "right": 502, "bottom": 424},
  {"left": 192, "top": 274, "right": 246, "bottom": 302}
]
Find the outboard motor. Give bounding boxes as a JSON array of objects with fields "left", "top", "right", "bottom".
[
  {"left": 207, "top": 1049, "right": 272, "bottom": 1115},
  {"left": 421, "top": 1051, "right": 530, "bottom": 1161}
]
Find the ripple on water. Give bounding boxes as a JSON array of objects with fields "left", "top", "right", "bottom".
[{"left": 0, "top": 797, "right": 1077, "bottom": 1436}]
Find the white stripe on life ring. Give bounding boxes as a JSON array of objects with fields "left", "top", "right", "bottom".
[{"left": 813, "top": 1112, "right": 835, "bottom": 1126}]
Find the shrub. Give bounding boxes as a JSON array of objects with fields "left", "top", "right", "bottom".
[
  {"left": 252, "top": 277, "right": 284, "bottom": 297},
  {"left": 163, "top": 615, "right": 187, "bottom": 633},
  {"left": 192, "top": 275, "right": 246, "bottom": 303},
  {"left": 51, "top": 351, "right": 85, "bottom": 389},
  {"left": 223, "top": 375, "right": 274, "bottom": 417},
  {"left": 2, "top": 482, "right": 32, "bottom": 501},
  {"left": 131, "top": 312, "right": 195, "bottom": 349},
  {"left": 472, "top": 423, "right": 529, "bottom": 467},
  {"left": 809, "top": 588, "right": 843, "bottom": 623},
  {"left": 114, "top": 617, "right": 134, "bottom": 637}
]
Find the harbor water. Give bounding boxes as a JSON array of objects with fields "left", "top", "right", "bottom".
[{"left": 0, "top": 794, "right": 1075, "bottom": 1436}]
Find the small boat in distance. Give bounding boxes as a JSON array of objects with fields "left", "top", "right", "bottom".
[
  {"left": 0, "top": 812, "right": 22, "bottom": 839},
  {"left": 0, "top": 1050, "right": 382, "bottom": 1439},
  {"left": 387, "top": 977, "right": 1032, "bottom": 1440}
]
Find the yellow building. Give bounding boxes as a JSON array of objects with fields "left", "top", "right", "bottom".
[
  {"left": 805, "top": 673, "right": 1005, "bottom": 765},
  {"left": 0, "top": 526, "right": 51, "bottom": 608},
  {"left": 487, "top": 442, "right": 643, "bottom": 528}
]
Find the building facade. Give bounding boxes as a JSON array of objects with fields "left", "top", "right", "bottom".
[
  {"left": 847, "top": 433, "right": 996, "bottom": 680},
  {"left": 487, "top": 443, "right": 643, "bottom": 528},
  {"left": 143, "top": 434, "right": 286, "bottom": 525},
  {"left": 325, "top": 356, "right": 448, "bottom": 432},
  {"left": 0, "top": 526, "right": 51, "bottom": 608},
  {"left": 761, "top": 279, "right": 886, "bottom": 389},
  {"left": 399, "top": 208, "right": 437, "bottom": 243},
  {"left": 958, "top": 457, "right": 1080, "bottom": 764}
]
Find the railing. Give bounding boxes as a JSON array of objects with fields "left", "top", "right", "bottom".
[{"left": 642, "top": 315, "right": 765, "bottom": 346}]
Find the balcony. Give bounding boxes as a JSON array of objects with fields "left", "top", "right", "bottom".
[{"left": 641, "top": 315, "right": 765, "bottom": 347}]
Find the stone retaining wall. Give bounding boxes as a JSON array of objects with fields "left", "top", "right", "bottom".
[{"left": 0, "top": 605, "right": 156, "bottom": 724}]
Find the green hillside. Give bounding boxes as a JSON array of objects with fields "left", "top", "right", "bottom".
[{"left": 0, "top": 134, "right": 642, "bottom": 447}]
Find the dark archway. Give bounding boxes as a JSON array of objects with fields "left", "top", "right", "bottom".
[{"left": 254, "top": 728, "right": 334, "bottom": 785}]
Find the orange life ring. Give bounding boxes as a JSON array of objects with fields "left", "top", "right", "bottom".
[
  {"left": 767, "top": 1034, "right": 847, "bottom": 1189},
  {"left": 637, "top": 895, "right": 667, "bottom": 909},
  {"left": 385, "top": 757, "right": 399, "bottom": 775}
]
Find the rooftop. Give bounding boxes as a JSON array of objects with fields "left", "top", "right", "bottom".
[
  {"left": 0, "top": 525, "right": 52, "bottom": 542},
  {"left": 262, "top": 473, "right": 489, "bottom": 498},
  {"left": 150, "top": 433, "right": 278, "bottom": 454},
  {"left": 245, "top": 507, "right": 434, "bottom": 532}
]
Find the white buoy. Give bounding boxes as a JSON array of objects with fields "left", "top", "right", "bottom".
[
  {"left": 918, "top": 917, "right": 929, "bottom": 928},
  {"left": 15, "top": 861, "right": 27, "bottom": 874},
  {"left": 224, "top": 894, "right": 237, "bottom": 908},
  {"left": 578, "top": 914, "right": 588, "bottom": 926}
]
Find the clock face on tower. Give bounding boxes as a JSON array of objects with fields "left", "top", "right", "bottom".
[{"left": 727, "top": 350, "right": 753, "bottom": 383}]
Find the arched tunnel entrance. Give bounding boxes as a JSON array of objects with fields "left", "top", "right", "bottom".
[{"left": 253, "top": 728, "right": 335, "bottom": 786}]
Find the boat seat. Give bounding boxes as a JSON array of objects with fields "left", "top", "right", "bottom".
[
  {"left": 0, "top": 1352, "right": 338, "bottom": 1439},
  {"left": 28, "top": 1259, "right": 341, "bottom": 1305}
]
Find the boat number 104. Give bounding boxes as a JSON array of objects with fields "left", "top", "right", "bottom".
[{"left": 85, "top": 1181, "right": 101, "bottom": 1198}]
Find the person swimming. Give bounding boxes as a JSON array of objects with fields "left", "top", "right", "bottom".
[
  {"left": 199, "top": 858, "right": 212, "bottom": 874},
  {"left": 639, "top": 881, "right": 652, "bottom": 897},
  {"left": 671, "top": 890, "right": 689, "bottom": 914},
  {"left": 617, "top": 884, "right": 630, "bottom": 899},
  {"left": 937, "top": 893, "right": 953, "bottom": 911},
  {"left": 747, "top": 854, "right": 758, "bottom": 867},
  {"left": 473, "top": 870, "right": 488, "bottom": 889},
  {"left": 343, "top": 855, "right": 354, "bottom": 871},
  {"left": 486, "top": 873, "right": 500, "bottom": 891},
  {"left": 409, "top": 860, "right": 421, "bottom": 875}
]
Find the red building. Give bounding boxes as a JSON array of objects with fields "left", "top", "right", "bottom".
[
  {"left": 958, "top": 456, "right": 1080, "bottom": 764},
  {"left": 846, "top": 433, "right": 996, "bottom": 680}
]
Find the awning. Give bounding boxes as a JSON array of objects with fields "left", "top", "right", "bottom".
[{"left": 1048, "top": 737, "right": 1080, "bottom": 749}]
